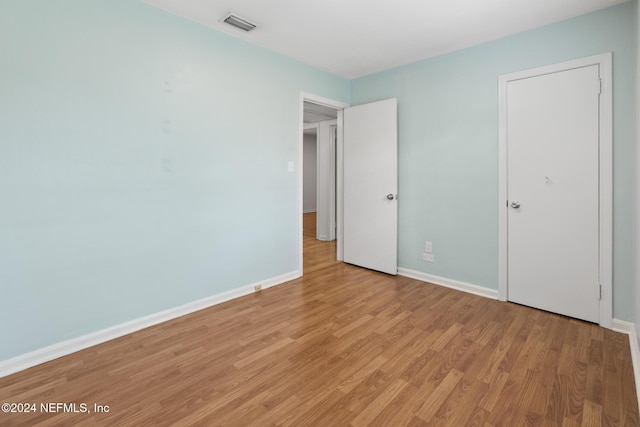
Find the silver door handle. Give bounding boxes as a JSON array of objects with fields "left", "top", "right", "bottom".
[
  {"left": 511, "top": 201, "right": 520, "bottom": 209},
  {"left": 386, "top": 194, "right": 395, "bottom": 200}
]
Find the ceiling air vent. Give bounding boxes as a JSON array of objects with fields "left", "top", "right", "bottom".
[{"left": 222, "top": 13, "right": 256, "bottom": 32}]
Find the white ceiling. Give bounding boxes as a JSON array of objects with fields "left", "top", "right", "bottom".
[{"left": 143, "top": 0, "right": 628, "bottom": 79}]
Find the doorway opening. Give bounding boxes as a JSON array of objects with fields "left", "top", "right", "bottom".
[
  {"left": 303, "top": 111, "right": 337, "bottom": 242},
  {"left": 299, "top": 93, "right": 349, "bottom": 275}
]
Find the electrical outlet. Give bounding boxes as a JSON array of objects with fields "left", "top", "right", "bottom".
[
  {"left": 254, "top": 284, "right": 262, "bottom": 292},
  {"left": 425, "top": 241, "right": 433, "bottom": 253},
  {"left": 423, "top": 253, "right": 434, "bottom": 262}
]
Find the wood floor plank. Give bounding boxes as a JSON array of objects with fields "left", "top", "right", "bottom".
[
  {"left": 0, "top": 236, "right": 637, "bottom": 426},
  {"left": 415, "top": 368, "right": 465, "bottom": 421},
  {"left": 350, "top": 378, "right": 408, "bottom": 426}
]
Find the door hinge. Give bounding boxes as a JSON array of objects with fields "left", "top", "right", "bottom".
[
  {"left": 597, "top": 283, "right": 602, "bottom": 300},
  {"left": 597, "top": 78, "right": 602, "bottom": 95}
]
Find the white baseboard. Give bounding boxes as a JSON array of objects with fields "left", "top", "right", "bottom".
[
  {"left": 398, "top": 268, "right": 498, "bottom": 300},
  {"left": 611, "top": 319, "right": 640, "bottom": 413},
  {"left": 0, "top": 270, "right": 300, "bottom": 379},
  {"left": 303, "top": 209, "right": 317, "bottom": 214}
]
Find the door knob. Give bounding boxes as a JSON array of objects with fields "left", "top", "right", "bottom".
[
  {"left": 386, "top": 194, "right": 395, "bottom": 200},
  {"left": 511, "top": 201, "right": 521, "bottom": 209}
]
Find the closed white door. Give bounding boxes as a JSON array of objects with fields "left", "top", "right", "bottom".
[
  {"left": 343, "top": 98, "right": 398, "bottom": 275},
  {"left": 507, "top": 65, "right": 600, "bottom": 323}
]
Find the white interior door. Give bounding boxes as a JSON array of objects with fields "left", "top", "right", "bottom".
[
  {"left": 343, "top": 98, "right": 397, "bottom": 275},
  {"left": 507, "top": 65, "right": 600, "bottom": 323}
]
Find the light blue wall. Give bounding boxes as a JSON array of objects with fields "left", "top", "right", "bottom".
[
  {"left": 0, "top": 1, "right": 349, "bottom": 361},
  {"left": 351, "top": 2, "right": 636, "bottom": 320}
]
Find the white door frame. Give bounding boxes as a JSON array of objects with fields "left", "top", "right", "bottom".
[
  {"left": 298, "top": 92, "right": 349, "bottom": 274},
  {"left": 328, "top": 122, "right": 338, "bottom": 241},
  {"left": 497, "top": 53, "right": 613, "bottom": 328}
]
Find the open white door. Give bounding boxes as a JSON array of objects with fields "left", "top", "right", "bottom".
[{"left": 343, "top": 99, "right": 398, "bottom": 275}]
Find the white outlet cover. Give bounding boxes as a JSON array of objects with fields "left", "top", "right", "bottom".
[
  {"left": 425, "top": 241, "right": 433, "bottom": 253},
  {"left": 423, "top": 253, "right": 434, "bottom": 262}
]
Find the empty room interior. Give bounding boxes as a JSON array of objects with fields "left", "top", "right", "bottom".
[{"left": 2, "top": 0, "right": 640, "bottom": 425}]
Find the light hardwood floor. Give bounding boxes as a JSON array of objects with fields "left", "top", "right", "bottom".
[
  {"left": 0, "top": 237, "right": 638, "bottom": 426},
  {"left": 303, "top": 212, "right": 316, "bottom": 238}
]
